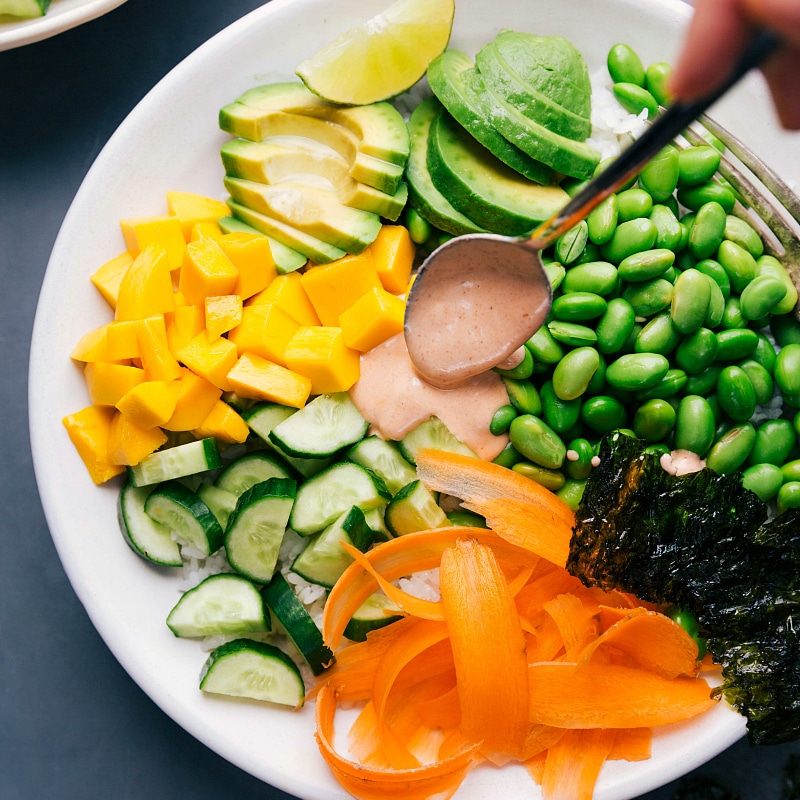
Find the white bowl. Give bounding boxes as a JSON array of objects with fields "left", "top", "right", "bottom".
[
  {"left": 29, "top": 0, "right": 800, "bottom": 798},
  {"left": 0, "top": 0, "right": 128, "bottom": 51}
]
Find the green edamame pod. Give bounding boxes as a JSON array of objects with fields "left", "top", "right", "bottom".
[
  {"left": 495, "top": 346, "right": 534, "bottom": 380},
  {"left": 717, "top": 240, "right": 757, "bottom": 294},
  {"left": 552, "top": 347, "right": 600, "bottom": 401},
  {"left": 617, "top": 248, "right": 675, "bottom": 282},
  {"left": 674, "top": 395, "right": 715, "bottom": 455},
  {"left": 677, "top": 182, "right": 737, "bottom": 213},
  {"left": 635, "top": 312, "right": 681, "bottom": 355},
  {"left": 551, "top": 292, "right": 608, "bottom": 322},
  {"left": 645, "top": 62, "right": 673, "bottom": 106},
  {"left": 547, "top": 320, "right": 598, "bottom": 347},
  {"left": 508, "top": 414, "right": 566, "bottom": 469},
  {"left": 600, "top": 218, "right": 658, "bottom": 263},
  {"left": 670, "top": 268, "right": 711, "bottom": 334},
  {"left": 489, "top": 404, "right": 517, "bottom": 436},
  {"left": 694, "top": 258, "right": 731, "bottom": 299},
  {"left": 716, "top": 365, "right": 756, "bottom": 422},
  {"left": 741, "top": 462, "right": 783, "bottom": 502},
  {"left": 556, "top": 479, "right": 587, "bottom": 511},
  {"left": 775, "top": 343, "right": 800, "bottom": 395},
  {"left": 565, "top": 438, "right": 595, "bottom": 480},
  {"left": 633, "top": 368, "right": 688, "bottom": 401},
  {"left": 633, "top": 398, "right": 676, "bottom": 442},
  {"left": 526, "top": 326, "right": 565, "bottom": 364},
  {"left": 581, "top": 395, "right": 628, "bottom": 434},
  {"left": 561, "top": 261, "right": 619, "bottom": 296},
  {"left": 586, "top": 196, "right": 619, "bottom": 246},
  {"left": 675, "top": 327, "right": 718, "bottom": 374},
  {"left": 748, "top": 418, "right": 797, "bottom": 467},
  {"left": 715, "top": 328, "right": 758, "bottom": 361},
  {"left": 724, "top": 215, "right": 764, "bottom": 258},
  {"left": 688, "top": 201, "right": 727, "bottom": 260},
  {"left": 606, "top": 352, "right": 670, "bottom": 391},
  {"left": 616, "top": 188, "right": 653, "bottom": 222},
  {"left": 555, "top": 221, "right": 589, "bottom": 265},
  {"left": 638, "top": 144, "right": 680, "bottom": 203},
  {"left": 540, "top": 380, "right": 582, "bottom": 433},
  {"left": 512, "top": 462, "right": 566, "bottom": 491},
  {"left": 613, "top": 82, "right": 658, "bottom": 119},
  {"left": 622, "top": 278, "right": 673, "bottom": 317},
  {"left": 608, "top": 43, "right": 646, "bottom": 86},
  {"left": 677, "top": 145, "right": 721, "bottom": 187},
  {"left": 777, "top": 482, "right": 800, "bottom": 515},
  {"left": 649, "top": 204, "right": 683, "bottom": 250},
  {"left": 756, "top": 254, "right": 798, "bottom": 314},
  {"left": 502, "top": 377, "right": 542, "bottom": 415},
  {"left": 739, "top": 275, "right": 787, "bottom": 321},
  {"left": 705, "top": 422, "right": 756, "bottom": 474}
]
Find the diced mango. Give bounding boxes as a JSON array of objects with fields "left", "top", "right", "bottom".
[
  {"left": 107, "top": 410, "right": 169, "bottom": 466},
  {"left": 115, "top": 379, "right": 182, "bottom": 429},
  {"left": 62, "top": 406, "right": 127, "bottom": 484},
  {"left": 300, "top": 251, "right": 382, "bottom": 325},
  {"left": 247, "top": 271, "right": 321, "bottom": 326},
  {"left": 84, "top": 362, "right": 145, "bottom": 406},
  {"left": 115, "top": 243, "right": 177, "bottom": 321},
  {"left": 190, "top": 221, "right": 224, "bottom": 241},
  {"left": 71, "top": 324, "right": 113, "bottom": 362},
  {"left": 227, "top": 303, "right": 299, "bottom": 366},
  {"left": 218, "top": 232, "right": 277, "bottom": 300},
  {"left": 161, "top": 368, "right": 223, "bottom": 431},
  {"left": 368, "top": 225, "right": 415, "bottom": 294},
  {"left": 120, "top": 214, "right": 186, "bottom": 271},
  {"left": 227, "top": 353, "right": 311, "bottom": 409},
  {"left": 178, "top": 238, "right": 239, "bottom": 307},
  {"left": 283, "top": 326, "right": 360, "bottom": 394},
  {"left": 339, "top": 286, "right": 406, "bottom": 352},
  {"left": 105, "top": 320, "right": 142, "bottom": 361},
  {"left": 166, "top": 304, "right": 205, "bottom": 357},
  {"left": 192, "top": 399, "right": 250, "bottom": 444},
  {"left": 166, "top": 191, "right": 230, "bottom": 240},
  {"left": 205, "top": 294, "right": 243, "bottom": 339},
  {"left": 137, "top": 316, "right": 183, "bottom": 381},
  {"left": 90, "top": 251, "right": 135, "bottom": 310},
  {"left": 176, "top": 331, "right": 238, "bottom": 391}
]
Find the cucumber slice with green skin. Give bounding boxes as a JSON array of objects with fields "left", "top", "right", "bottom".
[
  {"left": 385, "top": 479, "right": 451, "bottom": 536},
  {"left": 216, "top": 215, "right": 307, "bottom": 275},
  {"left": 291, "top": 506, "right": 374, "bottom": 588},
  {"left": 427, "top": 50, "right": 553, "bottom": 184},
  {"left": 346, "top": 435, "right": 417, "bottom": 495},
  {"left": 214, "top": 451, "right": 292, "bottom": 496},
  {"left": 289, "top": 462, "right": 391, "bottom": 536},
  {"left": 224, "top": 477, "right": 296, "bottom": 583},
  {"left": 397, "top": 416, "right": 478, "bottom": 465},
  {"left": 144, "top": 481, "right": 224, "bottom": 556},
  {"left": 118, "top": 481, "right": 182, "bottom": 567},
  {"left": 197, "top": 483, "right": 238, "bottom": 530},
  {"left": 262, "top": 572, "right": 334, "bottom": 675},
  {"left": 363, "top": 506, "right": 392, "bottom": 542},
  {"left": 269, "top": 392, "right": 368, "bottom": 459},
  {"left": 166, "top": 574, "right": 270, "bottom": 638},
  {"left": 343, "top": 593, "right": 403, "bottom": 642},
  {"left": 127, "top": 438, "right": 221, "bottom": 488},
  {"left": 199, "top": 638, "right": 305, "bottom": 706}
]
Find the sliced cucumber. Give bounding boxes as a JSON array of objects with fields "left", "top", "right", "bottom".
[
  {"left": 346, "top": 435, "right": 417, "bottom": 495},
  {"left": 289, "top": 462, "right": 390, "bottom": 536},
  {"left": 144, "top": 480, "right": 224, "bottom": 556},
  {"left": 397, "top": 416, "right": 478, "bottom": 465},
  {"left": 263, "top": 572, "right": 333, "bottom": 675},
  {"left": 166, "top": 574, "right": 270, "bottom": 638},
  {"left": 343, "top": 592, "right": 403, "bottom": 642},
  {"left": 118, "top": 481, "right": 182, "bottom": 567},
  {"left": 214, "top": 451, "right": 292, "bottom": 496},
  {"left": 196, "top": 483, "right": 238, "bottom": 530},
  {"left": 269, "top": 392, "right": 368, "bottom": 459},
  {"left": 224, "top": 477, "right": 296, "bottom": 583},
  {"left": 199, "top": 638, "right": 304, "bottom": 706},
  {"left": 291, "top": 506, "right": 374, "bottom": 588},
  {"left": 385, "top": 479, "right": 451, "bottom": 536},
  {"left": 363, "top": 505, "right": 392, "bottom": 542},
  {"left": 127, "top": 438, "right": 221, "bottom": 487}
]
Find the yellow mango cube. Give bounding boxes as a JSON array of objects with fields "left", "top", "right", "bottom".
[
  {"left": 63, "top": 406, "right": 127, "bottom": 484},
  {"left": 90, "top": 250, "right": 135, "bottom": 310},
  {"left": 218, "top": 232, "right": 277, "bottom": 300},
  {"left": 368, "top": 225, "right": 415, "bottom": 294},
  {"left": 284, "top": 326, "right": 360, "bottom": 394},
  {"left": 176, "top": 331, "right": 238, "bottom": 391},
  {"left": 137, "top": 316, "right": 183, "bottom": 381},
  {"left": 84, "top": 362, "right": 145, "bottom": 406},
  {"left": 227, "top": 353, "right": 311, "bottom": 409},
  {"left": 115, "top": 379, "right": 182, "bottom": 429},
  {"left": 300, "top": 251, "right": 382, "bottom": 325},
  {"left": 339, "top": 287, "right": 406, "bottom": 352},
  {"left": 247, "top": 271, "right": 320, "bottom": 326},
  {"left": 115, "top": 243, "right": 177, "bottom": 321},
  {"left": 120, "top": 214, "right": 186, "bottom": 271},
  {"left": 107, "top": 410, "right": 169, "bottom": 466},
  {"left": 166, "top": 191, "right": 230, "bottom": 240},
  {"left": 192, "top": 400, "right": 250, "bottom": 444},
  {"left": 166, "top": 304, "right": 205, "bottom": 357},
  {"left": 105, "top": 320, "right": 142, "bottom": 361},
  {"left": 227, "top": 303, "right": 299, "bottom": 366},
  {"left": 190, "top": 221, "right": 224, "bottom": 241},
  {"left": 162, "top": 368, "right": 222, "bottom": 431},
  {"left": 71, "top": 324, "right": 113, "bottom": 363},
  {"left": 178, "top": 238, "right": 239, "bottom": 307},
  {"left": 205, "top": 294, "right": 243, "bottom": 339}
]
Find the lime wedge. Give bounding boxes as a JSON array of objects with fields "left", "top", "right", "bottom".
[{"left": 296, "top": 0, "right": 455, "bottom": 106}]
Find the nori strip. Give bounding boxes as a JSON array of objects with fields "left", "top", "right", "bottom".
[
  {"left": 567, "top": 431, "right": 800, "bottom": 746},
  {"left": 672, "top": 776, "right": 741, "bottom": 800}
]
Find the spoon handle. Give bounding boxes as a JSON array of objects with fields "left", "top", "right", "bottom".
[{"left": 527, "top": 28, "right": 780, "bottom": 251}]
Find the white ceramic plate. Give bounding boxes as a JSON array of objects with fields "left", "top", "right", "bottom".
[
  {"left": 0, "top": 0, "right": 127, "bottom": 51},
  {"left": 29, "top": 0, "right": 800, "bottom": 798}
]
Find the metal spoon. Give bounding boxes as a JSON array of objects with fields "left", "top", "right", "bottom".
[{"left": 404, "top": 30, "right": 778, "bottom": 388}]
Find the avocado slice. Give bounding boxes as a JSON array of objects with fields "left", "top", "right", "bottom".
[
  {"left": 226, "top": 200, "right": 347, "bottom": 265},
  {"left": 475, "top": 41, "right": 592, "bottom": 141},
  {"left": 328, "top": 103, "right": 409, "bottom": 167},
  {"left": 216, "top": 215, "right": 307, "bottom": 274},
  {"left": 406, "top": 97, "right": 486, "bottom": 237},
  {"left": 224, "top": 178, "right": 381, "bottom": 254},
  {"left": 427, "top": 50, "right": 553, "bottom": 184},
  {"left": 427, "top": 109, "right": 569, "bottom": 236}
]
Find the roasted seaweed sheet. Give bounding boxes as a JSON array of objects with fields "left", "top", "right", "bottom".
[{"left": 567, "top": 431, "right": 800, "bottom": 746}]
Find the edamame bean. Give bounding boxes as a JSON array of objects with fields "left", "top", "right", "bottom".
[
  {"left": 547, "top": 320, "right": 597, "bottom": 347},
  {"left": 608, "top": 43, "right": 646, "bottom": 86},
  {"left": 775, "top": 343, "right": 800, "bottom": 395},
  {"left": 605, "top": 353, "right": 670, "bottom": 391},
  {"left": 565, "top": 438, "right": 595, "bottom": 480},
  {"left": 571, "top": 241, "right": 603, "bottom": 266},
  {"left": 405, "top": 207, "right": 432, "bottom": 244},
  {"left": 677, "top": 182, "right": 737, "bottom": 213},
  {"left": 705, "top": 422, "right": 756, "bottom": 474},
  {"left": 544, "top": 262, "right": 566, "bottom": 293},
  {"left": 502, "top": 377, "right": 542, "bottom": 415},
  {"left": 633, "top": 398, "right": 676, "bottom": 442},
  {"left": 703, "top": 274, "right": 726, "bottom": 329},
  {"left": 688, "top": 201, "right": 727, "bottom": 260},
  {"left": 600, "top": 218, "right": 658, "bottom": 263},
  {"left": 495, "top": 346, "right": 534, "bottom": 380},
  {"left": 552, "top": 347, "right": 600, "bottom": 401},
  {"left": 586, "top": 351, "right": 607, "bottom": 395},
  {"left": 737, "top": 359, "right": 774, "bottom": 405},
  {"left": 694, "top": 259, "right": 731, "bottom": 299},
  {"left": 645, "top": 61, "right": 673, "bottom": 105},
  {"left": 622, "top": 277, "right": 673, "bottom": 317},
  {"left": 739, "top": 275, "right": 787, "bottom": 320},
  {"left": 561, "top": 261, "right": 619, "bottom": 295},
  {"left": 649, "top": 204, "right": 683, "bottom": 250},
  {"left": 489, "top": 404, "right": 517, "bottom": 436},
  {"left": 716, "top": 365, "right": 756, "bottom": 422},
  {"left": 717, "top": 240, "right": 757, "bottom": 294},
  {"left": 540, "top": 380, "right": 582, "bottom": 432},
  {"left": 555, "top": 220, "right": 589, "bottom": 265},
  {"left": 782, "top": 459, "right": 800, "bottom": 483},
  {"left": 508, "top": 414, "right": 567, "bottom": 469},
  {"left": 778, "top": 481, "right": 800, "bottom": 515},
  {"left": 586, "top": 196, "right": 619, "bottom": 246},
  {"left": 748, "top": 418, "right": 797, "bottom": 466},
  {"left": 724, "top": 215, "right": 764, "bottom": 258},
  {"left": 675, "top": 327, "right": 718, "bottom": 374},
  {"left": 617, "top": 248, "right": 675, "bottom": 282},
  {"left": 551, "top": 292, "right": 608, "bottom": 322},
  {"left": 771, "top": 314, "right": 800, "bottom": 347},
  {"left": 719, "top": 296, "right": 747, "bottom": 330},
  {"left": 613, "top": 82, "right": 658, "bottom": 119},
  {"left": 635, "top": 312, "right": 681, "bottom": 355},
  {"left": 512, "top": 462, "right": 566, "bottom": 491},
  {"left": 556, "top": 479, "right": 587, "bottom": 511},
  {"left": 675, "top": 395, "right": 715, "bottom": 455},
  {"left": 639, "top": 144, "right": 680, "bottom": 202},
  {"left": 616, "top": 188, "right": 653, "bottom": 222},
  {"left": 677, "top": 145, "right": 721, "bottom": 186},
  {"left": 756, "top": 254, "right": 798, "bottom": 314},
  {"left": 633, "top": 368, "right": 687, "bottom": 401},
  {"left": 526, "top": 326, "right": 564, "bottom": 365},
  {"left": 492, "top": 442, "right": 524, "bottom": 468},
  {"left": 715, "top": 328, "right": 758, "bottom": 361},
  {"left": 683, "top": 363, "right": 722, "bottom": 396},
  {"left": 741, "top": 463, "right": 784, "bottom": 502},
  {"left": 581, "top": 395, "right": 628, "bottom": 433},
  {"left": 670, "top": 268, "right": 711, "bottom": 334},
  {"left": 752, "top": 333, "right": 778, "bottom": 373}
]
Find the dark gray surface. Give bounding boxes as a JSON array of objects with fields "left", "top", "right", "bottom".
[{"left": 0, "top": 0, "right": 797, "bottom": 798}]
